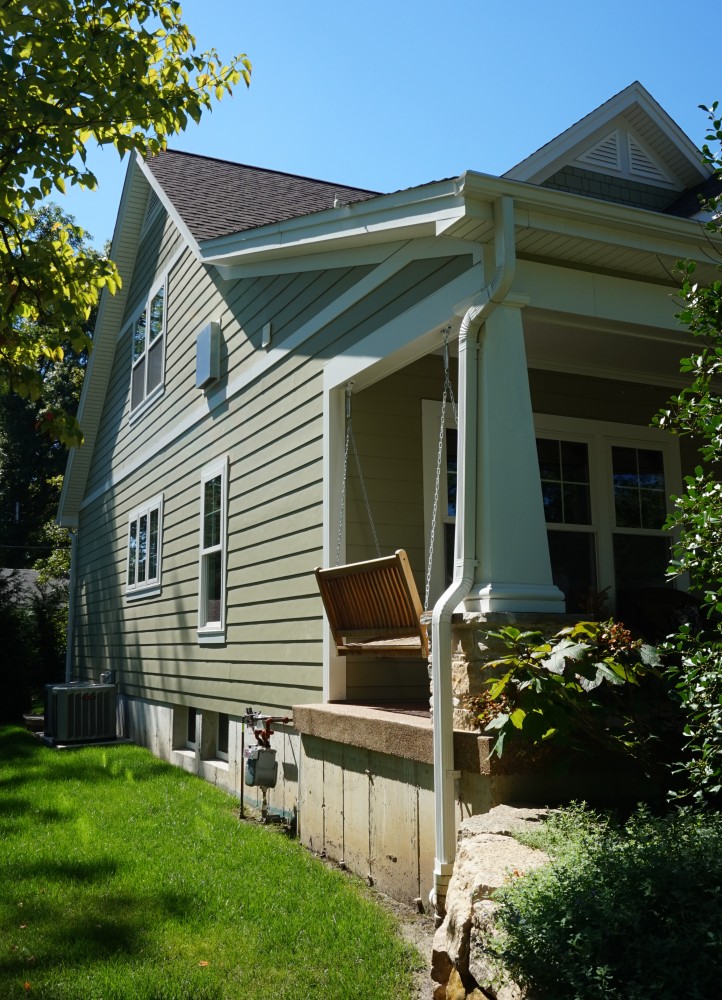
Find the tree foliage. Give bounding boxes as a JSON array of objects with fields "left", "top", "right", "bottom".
[
  {"left": 0, "top": 206, "right": 92, "bottom": 565},
  {"left": 655, "top": 102, "right": 722, "bottom": 801},
  {"left": 0, "top": 0, "right": 250, "bottom": 420}
]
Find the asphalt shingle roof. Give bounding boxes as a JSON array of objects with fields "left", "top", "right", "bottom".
[{"left": 145, "top": 150, "right": 381, "bottom": 243}]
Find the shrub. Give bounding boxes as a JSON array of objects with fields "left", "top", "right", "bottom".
[
  {"left": 491, "top": 804, "right": 722, "bottom": 1000},
  {"left": 0, "top": 571, "right": 66, "bottom": 722},
  {"left": 479, "top": 621, "right": 670, "bottom": 773},
  {"left": 0, "top": 571, "right": 36, "bottom": 722}
]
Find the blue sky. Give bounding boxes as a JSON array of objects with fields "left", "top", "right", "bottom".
[{"left": 57, "top": 0, "right": 721, "bottom": 247}]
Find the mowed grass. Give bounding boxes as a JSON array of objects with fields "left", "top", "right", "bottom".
[{"left": 0, "top": 727, "right": 419, "bottom": 1000}]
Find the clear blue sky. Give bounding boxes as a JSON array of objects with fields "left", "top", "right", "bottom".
[{"left": 58, "top": 0, "right": 722, "bottom": 248}]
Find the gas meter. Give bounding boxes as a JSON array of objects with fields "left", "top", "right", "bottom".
[{"left": 244, "top": 746, "right": 278, "bottom": 788}]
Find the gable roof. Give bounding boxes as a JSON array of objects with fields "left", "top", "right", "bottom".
[
  {"left": 504, "top": 81, "right": 712, "bottom": 207},
  {"left": 58, "top": 86, "right": 721, "bottom": 528},
  {"left": 144, "top": 151, "right": 380, "bottom": 243}
]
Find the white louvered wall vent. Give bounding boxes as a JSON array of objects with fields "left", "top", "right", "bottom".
[
  {"left": 577, "top": 130, "right": 621, "bottom": 171},
  {"left": 196, "top": 321, "right": 221, "bottom": 389},
  {"left": 627, "top": 136, "right": 670, "bottom": 183},
  {"left": 573, "top": 126, "right": 676, "bottom": 188}
]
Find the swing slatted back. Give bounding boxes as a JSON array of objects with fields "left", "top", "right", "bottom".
[{"left": 315, "top": 550, "right": 429, "bottom": 658}]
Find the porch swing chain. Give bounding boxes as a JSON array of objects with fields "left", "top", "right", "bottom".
[
  {"left": 335, "top": 384, "right": 381, "bottom": 565},
  {"left": 424, "top": 328, "right": 457, "bottom": 610}
]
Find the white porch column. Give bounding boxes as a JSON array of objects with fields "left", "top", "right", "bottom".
[{"left": 463, "top": 297, "right": 565, "bottom": 613}]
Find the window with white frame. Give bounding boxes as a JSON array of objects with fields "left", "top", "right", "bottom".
[
  {"left": 422, "top": 405, "right": 681, "bottom": 614},
  {"left": 198, "top": 456, "right": 228, "bottom": 642},
  {"left": 126, "top": 494, "right": 163, "bottom": 597},
  {"left": 130, "top": 281, "right": 166, "bottom": 413},
  {"left": 535, "top": 415, "right": 681, "bottom": 615}
]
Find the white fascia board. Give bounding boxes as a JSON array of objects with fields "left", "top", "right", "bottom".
[
  {"left": 214, "top": 234, "right": 480, "bottom": 279},
  {"left": 76, "top": 237, "right": 476, "bottom": 512},
  {"left": 135, "top": 152, "right": 203, "bottom": 260},
  {"left": 58, "top": 158, "right": 149, "bottom": 527},
  {"left": 505, "top": 82, "right": 711, "bottom": 185},
  {"left": 197, "top": 179, "right": 464, "bottom": 267}
]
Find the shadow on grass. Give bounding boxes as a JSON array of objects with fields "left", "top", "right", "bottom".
[
  {"left": 0, "top": 727, "right": 177, "bottom": 786},
  {"left": 0, "top": 885, "right": 196, "bottom": 980},
  {"left": 0, "top": 727, "right": 37, "bottom": 761},
  {"left": 12, "top": 857, "right": 119, "bottom": 883},
  {"left": 0, "top": 796, "right": 72, "bottom": 838}
]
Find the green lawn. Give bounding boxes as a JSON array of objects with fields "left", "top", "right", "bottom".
[{"left": 0, "top": 727, "right": 419, "bottom": 999}]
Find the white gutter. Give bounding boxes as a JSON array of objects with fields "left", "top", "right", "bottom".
[
  {"left": 64, "top": 529, "right": 78, "bottom": 683},
  {"left": 430, "top": 196, "right": 516, "bottom": 918}
]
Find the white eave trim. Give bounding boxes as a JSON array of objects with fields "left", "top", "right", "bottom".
[
  {"left": 136, "top": 152, "right": 203, "bottom": 259},
  {"left": 196, "top": 179, "right": 466, "bottom": 268}
]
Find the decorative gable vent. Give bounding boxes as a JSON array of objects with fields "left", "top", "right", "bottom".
[
  {"left": 572, "top": 125, "right": 677, "bottom": 189},
  {"left": 577, "top": 130, "right": 621, "bottom": 171},
  {"left": 627, "top": 136, "right": 670, "bottom": 183}
]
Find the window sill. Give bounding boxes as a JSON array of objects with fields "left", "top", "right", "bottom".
[
  {"left": 129, "top": 383, "right": 165, "bottom": 426},
  {"left": 197, "top": 628, "right": 226, "bottom": 646},
  {"left": 204, "top": 758, "right": 229, "bottom": 772},
  {"left": 126, "top": 584, "right": 161, "bottom": 601}
]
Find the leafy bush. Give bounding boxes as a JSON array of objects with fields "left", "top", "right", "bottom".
[
  {"left": 0, "top": 571, "right": 66, "bottom": 722},
  {"left": 478, "top": 621, "right": 668, "bottom": 772},
  {"left": 665, "top": 626, "right": 722, "bottom": 800},
  {"left": 492, "top": 804, "right": 722, "bottom": 1000},
  {"left": 0, "top": 571, "right": 36, "bottom": 722},
  {"left": 653, "top": 103, "right": 722, "bottom": 802}
]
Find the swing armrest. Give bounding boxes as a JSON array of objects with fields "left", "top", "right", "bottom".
[{"left": 315, "top": 550, "right": 428, "bottom": 659}]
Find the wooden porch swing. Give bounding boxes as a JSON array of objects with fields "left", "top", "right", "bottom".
[
  {"left": 315, "top": 334, "right": 456, "bottom": 660},
  {"left": 315, "top": 549, "right": 428, "bottom": 658}
]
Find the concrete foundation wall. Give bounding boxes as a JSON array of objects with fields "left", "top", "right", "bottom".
[{"left": 120, "top": 694, "right": 300, "bottom": 818}]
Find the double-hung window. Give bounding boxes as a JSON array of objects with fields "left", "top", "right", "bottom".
[
  {"left": 535, "top": 415, "right": 682, "bottom": 614},
  {"left": 198, "top": 457, "right": 229, "bottom": 642},
  {"left": 126, "top": 495, "right": 163, "bottom": 598},
  {"left": 131, "top": 281, "right": 166, "bottom": 414},
  {"left": 423, "top": 405, "right": 681, "bottom": 614}
]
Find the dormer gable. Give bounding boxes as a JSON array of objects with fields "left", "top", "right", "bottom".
[{"left": 504, "top": 81, "right": 713, "bottom": 214}]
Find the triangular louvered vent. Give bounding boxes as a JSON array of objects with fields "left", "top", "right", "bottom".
[
  {"left": 627, "top": 136, "right": 669, "bottom": 182},
  {"left": 577, "top": 130, "right": 621, "bottom": 171}
]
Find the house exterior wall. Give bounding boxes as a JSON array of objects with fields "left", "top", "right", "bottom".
[
  {"left": 70, "top": 222, "right": 477, "bottom": 731},
  {"left": 541, "top": 165, "right": 674, "bottom": 211}
]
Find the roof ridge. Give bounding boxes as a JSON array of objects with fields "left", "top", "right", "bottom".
[{"left": 151, "top": 147, "right": 380, "bottom": 196}]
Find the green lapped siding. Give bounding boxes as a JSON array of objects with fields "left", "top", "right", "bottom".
[{"left": 72, "top": 228, "right": 474, "bottom": 714}]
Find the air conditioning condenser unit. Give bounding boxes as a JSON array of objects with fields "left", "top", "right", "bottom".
[{"left": 45, "top": 683, "right": 117, "bottom": 743}]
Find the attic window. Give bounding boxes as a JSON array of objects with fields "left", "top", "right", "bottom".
[{"left": 130, "top": 281, "right": 166, "bottom": 414}]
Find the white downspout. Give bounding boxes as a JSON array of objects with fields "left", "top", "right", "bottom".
[
  {"left": 430, "top": 195, "right": 516, "bottom": 918},
  {"left": 64, "top": 529, "right": 78, "bottom": 683}
]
